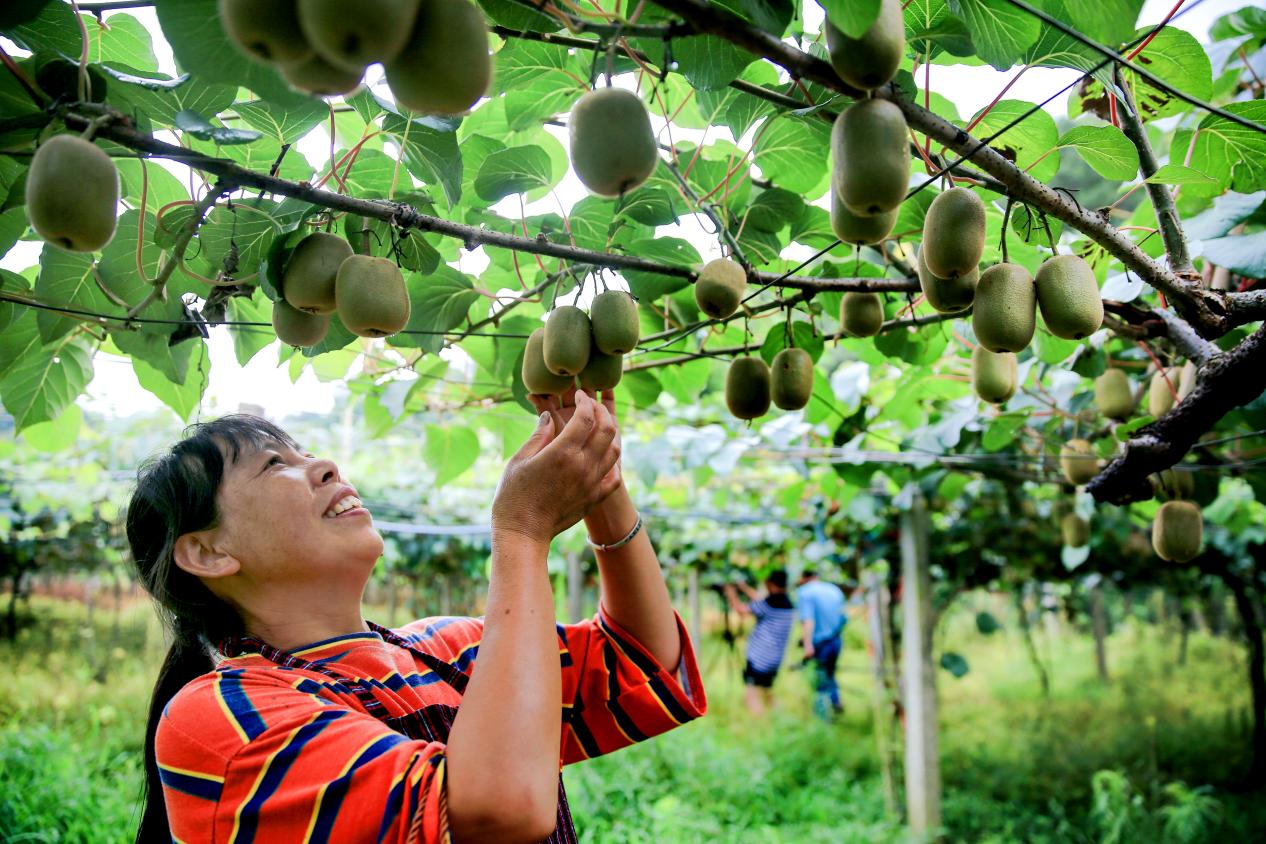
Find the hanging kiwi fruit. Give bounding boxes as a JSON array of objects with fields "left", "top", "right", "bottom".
[
  {"left": 726, "top": 356, "right": 771, "bottom": 421},
  {"left": 543, "top": 305, "right": 593, "bottom": 377},
  {"left": 771, "top": 347, "right": 814, "bottom": 411}
]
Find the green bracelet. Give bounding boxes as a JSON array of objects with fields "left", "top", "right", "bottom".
[{"left": 588, "top": 513, "right": 643, "bottom": 552}]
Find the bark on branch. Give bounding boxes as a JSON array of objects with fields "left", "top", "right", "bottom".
[{"left": 1086, "top": 322, "right": 1266, "bottom": 504}]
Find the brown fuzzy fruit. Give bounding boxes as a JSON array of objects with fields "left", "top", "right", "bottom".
[
  {"left": 578, "top": 350, "right": 623, "bottom": 391},
  {"left": 1152, "top": 500, "right": 1203, "bottom": 563},
  {"left": 297, "top": 0, "right": 419, "bottom": 71},
  {"left": 384, "top": 0, "right": 490, "bottom": 115},
  {"left": 569, "top": 88, "right": 658, "bottom": 197},
  {"left": 1094, "top": 368, "right": 1135, "bottom": 419},
  {"left": 1148, "top": 370, "right": 1175, "bottom": 418},
  {"left": 522, "top": 328, "right": 573, "bottom": 395},
  {"left": 590, "top": 290, "right": 639, "bottom": 355},
  {"left": 840, "top": 292, "right": 885, "bottom": 338},
  {"left": 972, "top": 263, "right": 1036, "bottom": 353},
  {"left": 335, "top": 255, "right": 410, "bottom": 337},
  {"left": 971, "top": 346, "right": 1017, "bottom": 404},
  {"left": 25, "top": 134, "right": 118, "bottom": 253},
  {"left": 823, "top": 0, "right": 905, "bottom": 90},
  {"left": 283, "top": 232, "right": 354, "bottom": 314},
  {"left": 921, "top": 187, "right": 986, "bottom": 279},
  {"left": 694, "top": 259, "right": 747, "bottom": 319},
  {"left": 726, "top": 356, "right": 771, "bottom": 420},
  {"left": 218, "top": 0, "right": 313, "bottom": 64},
  {"left": 1061, "top": 513, "right": 1090, "bottom": 548},
  {"left": 279, "top": 52, "right": 364, "bottom": 96},
  {"left": 917, "top": 247, "right": 976, "bottom": 314},
  {"left": 832, "top": 98, "right": 910, "bottom": 216},
  {"left": 543, "top": 305, "right": 592, "bottom": 377},
  {"left": 771, "top": 348, "right": 814, "bottom": 411},
  {"left": 1035, "top": 255, "right": 1103, "bottom": 340},
  {"left": 830, "top": 189, "right": 897, "bottom": 246},
  {"left": 272, "top": 299, "right": 331, "bottom": 347},
  {"left": 1059, "top": 438, "right": 1099, "bottom": 486}
]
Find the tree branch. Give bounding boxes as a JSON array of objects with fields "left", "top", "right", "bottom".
[
  {"left": 1113, "top": 65, "right": 1194, "bottom": 276},
  {"left": 1153, "top": 307, "right": 1220, "bottom": 366},
  {"left": 59, "top": 105, "right": 900, "bottom": 297},
  {"left": 1086, "top": 322, "right": 1266, "bottom": 504}
]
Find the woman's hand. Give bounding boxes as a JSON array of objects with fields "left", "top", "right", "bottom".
[
  {"left": 491, "top": 390, "right": 622, "bottom": 547},
  {"left": 528, "top": 387, "right": 622, "bottom": 495}
]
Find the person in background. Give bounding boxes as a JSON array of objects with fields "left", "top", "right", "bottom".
[
  {"left": 723, "top": 569, "right": 795, "bottom": 715},
  {"left": 797, "top": 569, "right": 847, "bottom": 719}
]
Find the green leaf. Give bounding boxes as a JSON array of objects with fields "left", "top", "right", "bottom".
[
  {"left": 174, "top": 110, "right": 264, "bottom": 145},
  {"left": 939, "top": 651, "right": 970, "bottom": 678},
  {"left": 132, "top": 340, "right": 209, "bottom": 421},
  {"left": 738, "top": 0, "right": 795, "bottom": 36},
  {"left": 383, "top": 113, "right": 464, "bottom": 209},
  {"left": 753, "top": 116, "right": 831, "bottom": 194},
  {"left": 759, "top": 321, "right": 825, "bottom": 364},
  {"left": 475, "top": 0, "right": 556, "bottom": 31},
  {"left": 153, "top": 0, "right": 311, "bottom": 109},
  {"left": 1183, "top": 102, "right": 1266, "bottom": 195},
  {"left": 424, "top": 424, "right": 480, "bottom": 487},
  {"left": 0, "top": 309, "right": 41, "bottom": 382},
  {"left": 229, "top": 294, "right": 274, "bottom": 366},
  {"left": 0, "top": 337, "right": 92, "bottom": 431},
  {"left": 2, "top": 1, "right": 79, "bottom": 57},
  {"left": 818, "top": 0, "right": 881, "bottom": 39},
  {"left": 745, "top": 188, "right": 806, "bottom": 233},
  {"left": 388, "top": 267, "right": 481, "bottom": 354},
  {"left": 981, "top": 412, "right": 1027, "bottom": 451},
  {"left": 1076, "top": 28, "right": 1212, "bottom": 123},
  {"left": 34, "top": 247, "right": 107, "bottom": 343},
  {"left": 1184, "top": 191, "right": 1265, "bottom": 240},
  {"left": 618, "top": 187, "right": 679, "bottom": 227},
  {"left": 905, "top": 0, "right": 975, "bottom": 59},
  {"left": 975, "top": 611, "right": 1001, "bottom": 634},
  {"left": 19, "top": 402, "right": 81, "bottom": 453},
  {"left": 1145, "top": 164, "right": 1217, "bottom": 186},
  {"left": 85, "top": 12, "right": 158, "bottom": 71},
  {"left": 1059, "top": 0, "right": 1143, "bottom": 45},
  {"left": 969, "top": 100, "right": 1060, "bottom": 183},
  {"left": 621, "top": 238, "right": 701, "bottom": 301},
  {"left": 622, "top": 369, "right": 662, "bottom": 408},
  {"left": 492, "top": 39, "right": 587, "bottom": 94},
  {"left": 233, "top": 98, "right": 328, "bottom": 144},
  {"left": 108, "top": 69, "right": 237, "bottom": 130},
  {"left": 672, "top": 35, "right": 755, "bottom": 90},
  {"left": 191, "top": 202, "right": 283, "bottom": 281},
  {"left": 947, "top": 0, "right": 1040, "bottom": 70},
  {"left": 474, "top": 145, "right": 553, "bottom": 202},
  {"left": 1201, "top": 231, "right": 1266, "bottom": 279},
  {"left": 696, "top": 63, "right": 779, "bottom": 140},
  {"left": 1057, "top": 125, "right": 1139, "bottom": 181}
]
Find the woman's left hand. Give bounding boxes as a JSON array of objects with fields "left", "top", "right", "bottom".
[{"left": 529, "top": 387, "right": 622, "bottom": 498}]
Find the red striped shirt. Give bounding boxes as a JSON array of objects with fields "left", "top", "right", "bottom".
[{"left": 156, "top": 609, "right": 706, "bottom": 843}]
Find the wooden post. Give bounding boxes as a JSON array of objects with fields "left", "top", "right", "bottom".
[
  {"left": 901, "top": 490, "right": 941, "bottom": 839},
  {"left": 1091, "top": 582, "right": 1110, "bottom": 682},
  {"left": 687, "top": 566, "right": 702, "bottom": 654},
  {"left": 864, "top": 571, "right": 899, "bottom": 817},
  {"left": 567, "top": 551, "right": 584, "bottom": 623}
]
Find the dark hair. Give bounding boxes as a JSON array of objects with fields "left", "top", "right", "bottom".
[
  {"left": 766, "top": 569, "right": 788, "bottom": 589},
  {"left": 801, "top": 569, "right": 817, "bottom": 580},
  {"left": 127, "top": 415, "right": 298, "bottom": 844}
]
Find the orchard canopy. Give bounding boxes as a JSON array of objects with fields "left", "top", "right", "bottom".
[{"left": 0, "top": 0, "right": 1265, "bottom": 573}]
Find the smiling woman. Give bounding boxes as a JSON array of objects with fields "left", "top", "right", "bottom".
[{"left": 125, "top": 398, "right": 705, "bottom": 844}]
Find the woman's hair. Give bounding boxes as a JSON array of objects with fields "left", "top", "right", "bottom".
[{"left": 127, "top": 415, "right": 298, "bottom": 844}]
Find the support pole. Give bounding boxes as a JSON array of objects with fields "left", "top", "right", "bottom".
[
  {"left": 1091, "top": 582, "right": 1110, "bottom": 682},
  {"left": 865, "top": 571, "right": 900, "bottom": 817},
  {"left": 900, "top": 490, "right": 941, "bottom": 839}
]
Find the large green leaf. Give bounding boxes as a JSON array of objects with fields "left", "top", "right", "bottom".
[
  {"left": 947, "top": 0, "right": 1040, "bottom": 70},
  {"left": 753, "top": 117, "right": 831, "bottom": 194},
  {"left": 234, "top": 98, "right": 328, "bottom": 144},
  {"left": 969, "top": 100, "right": 1060, "bottom": 183},
  {"left": 388, "top": 267, "right": 481, "bottom": 354},
  {"left": 133, "top": 340, "right": 209, "bottom": 420},
  {"left": 382, "top": 113, "right": 463, "bottom": 209},
  {"left": 424, "top": 424, "right": 480, "bottom": 487},
  {"left": 474, "top": 145, "right": 553, "bottom": 202},
  {"left": 696, "top": 63, "right": 779, "bottom": 140},
  {"left": 1178, "top": 102, "right": 1266, "bottom": 196},
  {"left": 905, "top": 0, "right": 975, "bottom": 59},
  {"left": 492, "top": 40, "right": 588, "bottom": 94},
  {"left": 1200, "top": 231, "right": 1266, "bottom": 279},
  {"left": 228, "top": 294, "right": 275, "bottom": 367},
  {"left": 672, "top": 35, "right": 755, "bottom": 91},
  {"left": 1074, "top": 28, "right": 1212, "bottom": 123},
  {"left": 34, "top": 247, "right": 108, "bottom": 343},
  {"left": 1056, "top": 125, "right": 1139, "bottom": 181},
  {"left": 85, "top": 12, "right": 158, "bottom": 71},
  {"left": 621, "top": 238, "right": 701, "bottom": 301},
  {"left": 108, "top": 70, "right": 237, "bottom": 130},
  {"left": 818, "top": 0, "right": 881, "bottom": 38},
  {"left": 0, "top": 336, "right": 92, "bottom": 431},
  {"left": 1059, "top": 0, "right": 1143, "bottom": 45}
]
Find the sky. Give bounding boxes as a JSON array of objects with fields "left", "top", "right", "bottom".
[{"left": 0, "top": 0, "right": 1244, "bottom": 424}]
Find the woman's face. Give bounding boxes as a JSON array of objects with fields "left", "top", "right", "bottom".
[{"left": 208, "top": 439, "right": 384, "bottom": 590}]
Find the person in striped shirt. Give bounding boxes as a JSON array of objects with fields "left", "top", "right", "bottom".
[
  {"left": 126, "top": 388, "right": 706, "bottom": 844},
  {"left": 723, "top": 570, "right": 795, "bottom": 715}
]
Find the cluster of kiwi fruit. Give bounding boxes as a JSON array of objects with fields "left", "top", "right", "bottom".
[
  {"left": 25, "top": 134, "right": 120, "bottom": 254},
  {"left": 1093, "top": 358, "right": 1197, "bottom": 422},
  {"left": 217, "top": 0, "right": 490, "bottom": 112},
  {"left": 725, "top": 346, "right": 814, "bottom": 421},
  {"left": 1150, "top": 466, "right": 1204, "bottom": 562},
  {"left": 521, "top": 290, "right": 639, "bottom": 395},
  {"left": 273, "top": 231, "right": 410, "bottom": 346}
]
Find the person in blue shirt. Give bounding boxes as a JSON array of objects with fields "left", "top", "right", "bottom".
[
  {"left": 796, "top": 569, "right": 847, "bottom": 719},
  {"left": 723, "top": 569, "right": 796, "bottom": 715}
]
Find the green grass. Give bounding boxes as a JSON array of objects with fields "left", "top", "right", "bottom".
[{"left": 1, "top": 593, "right": 1263, "bottom": 843}]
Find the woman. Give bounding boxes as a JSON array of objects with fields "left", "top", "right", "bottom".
[{"left": 128, "top": 389, "right": 705, "bottom": 843}]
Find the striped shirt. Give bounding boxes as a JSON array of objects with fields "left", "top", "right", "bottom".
[
  {"left": 746, "top": 595, "right": 795, "bottom": 673},
  {"left": 156, "top": 610, "right": 705, "bottom": 843}
]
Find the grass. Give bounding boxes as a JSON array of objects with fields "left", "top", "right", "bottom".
[{"left": 1, "top": 592, "right": 1263, "bottom": 843}]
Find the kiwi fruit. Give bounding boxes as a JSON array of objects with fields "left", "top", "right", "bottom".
[
  {"left": 917, "top": 247, "right": 977, "bottom": 314},
  {"left": 1061, "top": 513, "right": 1090, "bottom": 548},
  {"left": 578, "top": 350, "right": 623, "bottom": 391},
  {"left": 1093, "top": 368, "right": 1135, "bottom": 419},
  {"left": 1177, "top": 360, "right": 1197, "bottom": 401},
  {"left": 695, "top": 258, "right": 747, "bottom": 319},
  {"left": 1152, "top": 467, "right": 1194, "bottom": 501},
  {"left": 26, "top": 134, "right": 118, "bottom": 253},
  {"left": 971, "top": 346, "right": 1017, "bottom": 404},
  {"left": 841, "top": 292, "right": 885, "bottom": 338},
  {"left": 590, "top": 290, "right": 640, "bottom": 355},
  {"left": 297, "top": 0, "right": 419, "bottom": 71},
  {"left": 543, "top": 305, "right": 592, "bottom": 377},
  {"left": 1149, "top": 370, "right": 1175, "bottom": 418},
  {"left": 569, "top": 88, "right": 658, "bottom": 197},
  {"left": 830, "top": 189, "right": 896, "bottom": 245},
  {"left": 832, "top": 98, "right": 910, "bottom": 216},
  {"left": 217, "top": 0, "right": 312, "bottom": 65},
  {"left": 522, "top": 328, "right": 574, "bottom": 395},
  {"left": 1035, "top": 255, "right": 1103, "bottom": 340},
  {"left": 823, "top": 0, "right": 905, "bottom": 91},
  {"left": 922, "top": 187, "right": 986, "bottom": 278},
  {"left": 1152, "top": 500, "right": 1203, "bottom": 563},
  {"left": 384, "top": 0, "right": 491, "bottom": 115},
  {"left": 726, "top": 356, "right": 771, "bottom": 421},
  {"left": 272, "top": 299, "right": 331, "bottom": 346},
  {"left": 1059, "top": 438, "right": 1099, "bottom": 486},
  {"left": 279, "top": 53, "right": 363, "bottom": 96},
  {"left": 283, "top": 231, "right": 354, "bottom": 314},
  {"left": 34, "top": 58, "right": 108, "bottom": 103},
  {"left": 334, "top": 255, "right": 410, "bottom": 337},
  {"left": 972, "top": 263, "right": 1036, "bottom": 353},
  {"left": 771, "top": 348, "right": 814, "bottom": 411}
]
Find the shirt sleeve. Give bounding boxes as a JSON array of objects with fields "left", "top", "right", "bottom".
[
  {"left": 555, "top": 607, "right": 707, "bottom": 765},
  {"left": 156, "top": 669, "right": 452, "bottom": 844},
  {"left": 748, "top": 599, "right": 768, "bottom": 619},
  {"left": 797, "top": 588, "right": 814, "bottom": 622}
]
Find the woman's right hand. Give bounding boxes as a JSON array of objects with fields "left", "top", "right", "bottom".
[{"left": 491, "top": 390, "right": 622, "bottom": 547}]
